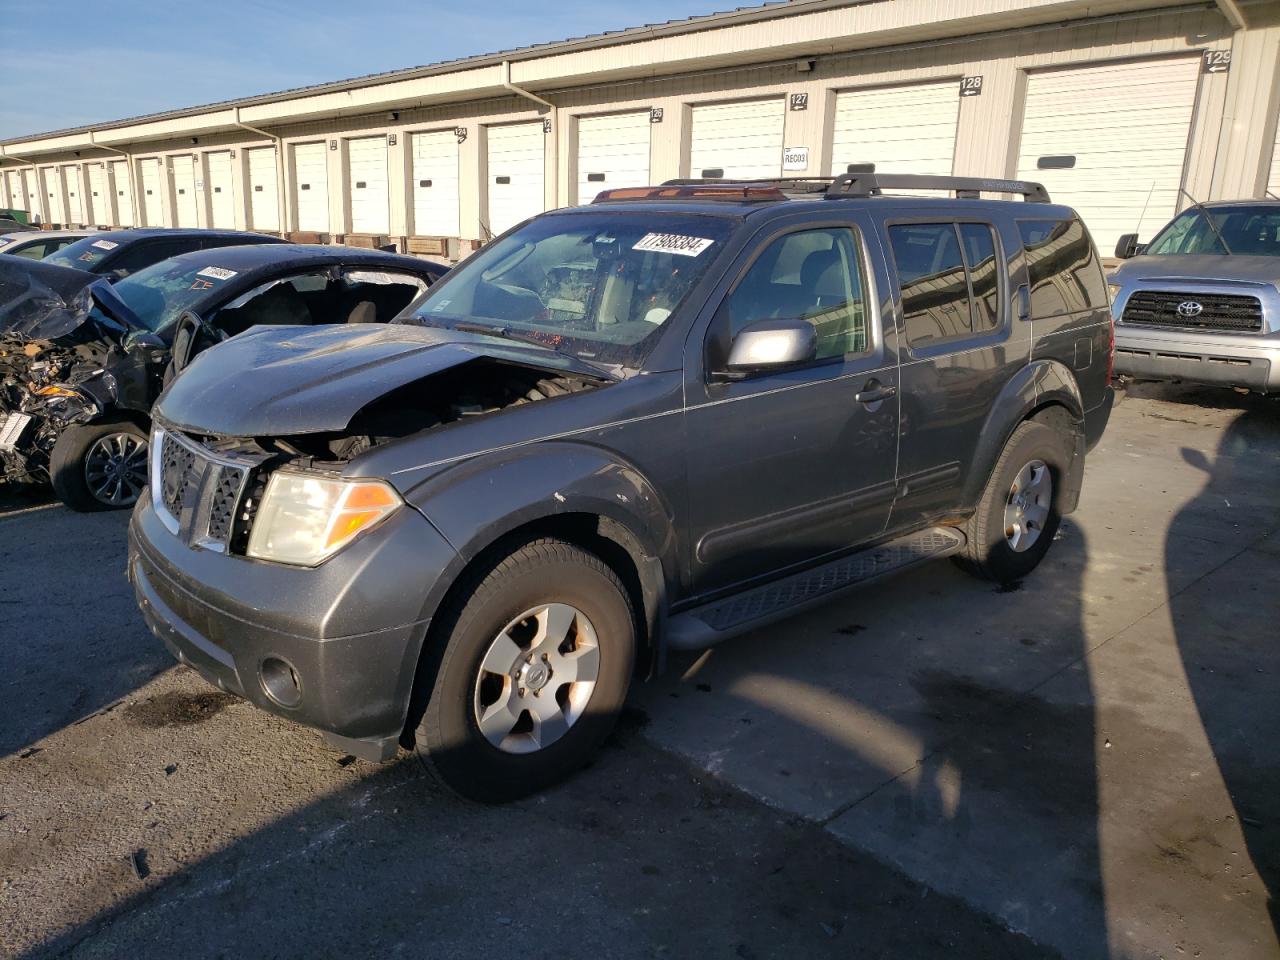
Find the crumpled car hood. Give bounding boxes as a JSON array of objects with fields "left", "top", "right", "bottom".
[
  {"left": 1111, "top": 254, "right": 1280, "bottom": 289},
  {"left": 156, "top": 323, "right": 615, "bottom": 436}
]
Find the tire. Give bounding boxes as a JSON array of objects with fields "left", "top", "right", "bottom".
[
  {"left": 954, "top": 420, "right": 1070, "bottom": 584},
  {"left": 414, "top": 538, "right": 636, "bottom": 802},
  {"left": 50, "top": 419, "right": 149, "bottom": 512}
]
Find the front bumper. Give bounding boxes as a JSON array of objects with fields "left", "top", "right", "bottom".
[
  {"left": 129, "top": 493, "right": 458, "bottom": 760},
  {"left": 1114, "top": 327, "right": 1280, "bottom": 393}
]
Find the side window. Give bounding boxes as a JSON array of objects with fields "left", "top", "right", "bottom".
[
  {"left": 959, "top": 223, "right": 1000, "bottom": 332},
  {"left": 106, "top": 239, "right": 196, "bottom": 278},
  {"left": 889, "top": 223, "right": 971, "bottom": 346},
  {"left": 1017, "top": 218, "right": 1106, "bottom": 318},
  {"left": 213, "top": 271, "right": 330, "bottom": 336},
  {"left": 726, "top": 227, "right": 869, "bottom": 360},
  {"left": 13, "top": 242, "right": 49, "bottom": 260}
]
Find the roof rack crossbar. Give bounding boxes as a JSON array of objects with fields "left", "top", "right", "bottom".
[{"left": 825, "top": 173, "right": 1051, "bottom": 203}]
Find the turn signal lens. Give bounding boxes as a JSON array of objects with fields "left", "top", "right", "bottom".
[
  {"left": 246, "top": 473, "right": 402, "bottom": 566},
  {"left": 1107, "top": 283, "right": 1121, "bottom": 306},
  {"left": 32, "top": 384, "right": 79, "bottom": 397}
]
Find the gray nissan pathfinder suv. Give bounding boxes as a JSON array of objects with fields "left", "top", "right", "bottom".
[
  {"left": 1110, "top": 200, "right": 1280, "bottom": 393},
  {"left": 128, "top": 174, "right": 1114, "bottom": 801}
]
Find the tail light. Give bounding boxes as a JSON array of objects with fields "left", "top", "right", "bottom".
[{"left": 1106, "top": 315, "right": 1115, "bottom": 386}]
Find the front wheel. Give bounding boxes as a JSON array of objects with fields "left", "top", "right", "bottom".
[
  {"left": 414, "top": 538, "right": 636, "bottom": 802},
  {"left": 50, "top": 419, "right": 149, "bottom": 512},
  {"left": 953, "top": 420, "right": 1070, "bottom": 583}
]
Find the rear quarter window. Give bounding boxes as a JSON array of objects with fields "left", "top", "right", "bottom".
[{"left": 1017, "top": 218, "right": 1106, "bottom": 318}]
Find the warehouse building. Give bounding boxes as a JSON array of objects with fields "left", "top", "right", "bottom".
[{"left": 2, "top": 0, "right": 1278, "bottom": 259}]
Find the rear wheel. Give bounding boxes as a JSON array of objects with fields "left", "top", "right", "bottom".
[
  {"left": 414, "top": 538, "right": 636, "bottom": 802},
  {"left": 50, "top": 419, "right": 149, "bottom": 512},
  {"left": 954, "top": 420, "right": 1069, "bottom": 583}
]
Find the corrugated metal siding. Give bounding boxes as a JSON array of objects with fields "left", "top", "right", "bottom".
[
  {"left": 292, "top": 141, "right": 329, "bottom": 232},
  {"left": 1015, "top": 55, "right": 1201, "bottom": 252}
]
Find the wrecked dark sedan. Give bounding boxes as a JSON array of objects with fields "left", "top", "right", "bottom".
[
  {"left": 0, "top": 245, "right": 445, "bottom": 510},
  {"left": 40, "top": 227, "right": 287, "bottom": 282}
]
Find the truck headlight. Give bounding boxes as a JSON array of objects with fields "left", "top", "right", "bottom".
[{"left": 246, "top": 472, "right": 402, "bottom": 566}]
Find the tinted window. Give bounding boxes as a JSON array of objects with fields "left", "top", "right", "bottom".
[
  {"left": 889, "top": 223, "right": 973, "bottom": 346},
  {"left": 44, "top": 235, "right": 121, "bottom": 269},
  {"left": 1017, "top": 218, "right": 1105, "bottom": 317},
  {"left": 106, "top": 238, "right": 203, "bottom": 277},
  {"left": 1146, "top": 205, "right": 1280, "bottom": 257},
  {"left": 727, "top": 228, "right": 869, "bottom": 359},
  {"left": 959, "top": 223, "right": 999, "bottom": 332}
]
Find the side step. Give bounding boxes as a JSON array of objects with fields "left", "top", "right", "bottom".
[{"left": 665, "top": 527, "right": 966, "bottom": 651}]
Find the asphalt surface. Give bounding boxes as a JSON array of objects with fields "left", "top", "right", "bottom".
[{"left": 1, "top": 382, "right": 1277, "bottom": 960}]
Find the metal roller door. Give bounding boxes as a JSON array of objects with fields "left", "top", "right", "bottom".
[
  {"left": 247, "top": 147, "right": 279, "bottom": 231},
  {"left": 42, "top": 168, "right": 65, "bottom": 225},
  {"left": 111, "top": 160, "right": 134, "bottom": 227},
  {"left": 62, "top": 166, "right": 83, "bottom": 224},
  {"left": 206, "top": 151, "right": 235, "bottom": 228},
  {"left": 486, "top": 122, "right": 545, "bottom": 237},
  {"left": 576, "top": 111, "right": 651, "bottom": 204},
  {"left": 292, "top": 141, "right": 329, "bottom": 233},
  {"left": 140, "top": 158, "right": 164, "bottom": 226},
  {"left": 410, "top": 131, "right": 460, "bottom": 237},
  {"left": 23, "top": 169, "right": 42, "bottom": 223},
  {"left": 87, "top": 163, "right": 109, "bottom": 225},
  {"left": 6, "top": 171, "right": 25, "bottom": 215},
  {"left": 1016, "top": 57, "right": 1200, "bottom": 254},
  {"left": 689, "top": 99, "right": 784, "bottom": 180},
  {"left": 347, "top": 136, "right": 389, "bottom": 235},
  {"left": 1268, "top": 119, "right": 1280, "bottom": 195},
  {"left": 172, "top": 155, "right": 198, "bottom": 227},
  {"left": 831, "top": 80, "right": 959, "bottom": 176}
]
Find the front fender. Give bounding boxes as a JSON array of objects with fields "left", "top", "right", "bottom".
[{"left": 962, "top": 359, "right": 1084, "bottom": 509}]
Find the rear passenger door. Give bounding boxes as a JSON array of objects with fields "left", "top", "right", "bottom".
[
  {"left": 684, "top": 219, "right": 899, "bottom": 595},
  {"left": 885, "top": 218, "right": 1024, "bottom": 529}
]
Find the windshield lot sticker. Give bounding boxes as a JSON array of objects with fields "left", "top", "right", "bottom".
[
  {"left": 91, "top": 239, "right": 119, "bottom": 250},
  {"left": 196, "top": 266, "right": 237, "bottom": 281},
  {"left": 632, "top": 233, "right": 715, "bottom": 257}
]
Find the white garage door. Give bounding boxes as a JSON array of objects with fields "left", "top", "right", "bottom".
[
  {"left": 111, "top": 160, "right": 135, "bottom": 227},
  {"left": 576, "top": 111, "right": 651, "bottom": 204},
  {"left": 206, "top": 151, "right": 235, "bottom": 228},
  {"left": 689, "top": 99, "right": 785, "bottom": 180},
  {"left": 42, "top": 168, "right": 65, "bottom": 225},
  {"left": 410, "top": 130, "right": 460, "bottom": 237},
  {"left": 87, "top": 163, "right": 109, "bottom": 225},
  {"left": 172, "top": 155, "right": 198, "bottom": 227},
  {"left": 247, "top": 146, "right": 279, "bottom": 231},
  {"left": 1016, "top": 57, "right": 1200, "bottom": 253},
  {"left": 293, "top": 141, "right": 330, "bottom": 233},
  {"left": 62, "top": 166, "right": 83, "bottom": 224},
  {"left": 486, "top": 122, "right": 545, "bottom": 237},
  {"left": 23, "top": 169, "right": 43, "bottom": 223},
  {"left": 831, "top": 80, "right": 959, "bottom": 177},
  {"left": 348, "top": 136, "right": 389, "bottom": 235},
  {"left": 140, "top": 158, "right": 164, "bottom": 226},
  {"left": 6, "top": 171, "right": 25, "bottom": 214},
  {"left": 1267, "top": 117, "right": 1280, "bottom": 195}
]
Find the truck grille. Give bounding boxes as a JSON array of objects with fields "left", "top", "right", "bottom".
[
  {"left": 154, "top": 428, "right": 252, "bottom": 551},
  {"left": 1122, "top": 290, "right": 1263, "bottom": 333}
]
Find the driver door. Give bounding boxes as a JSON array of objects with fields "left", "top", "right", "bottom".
[{"left": 683, "top": 220, "right": 899, "bottom": 595}]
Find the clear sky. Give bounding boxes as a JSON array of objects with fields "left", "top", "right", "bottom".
[{"left": 0, "top": 0, "right": 741, "bottom": 140}]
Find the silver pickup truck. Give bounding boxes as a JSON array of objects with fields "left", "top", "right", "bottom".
[{"left": 1109, "top": 200, "right": 1280, "bottom": 393}]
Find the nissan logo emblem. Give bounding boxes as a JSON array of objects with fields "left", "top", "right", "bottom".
[{"left": 1176, "top": 300, "right": 1205, "bottom": 318}]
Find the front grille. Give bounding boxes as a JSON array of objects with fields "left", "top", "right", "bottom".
[
  {"left": 155, "top": 429, "right": 252, "bottom": 551},
  {"left": 1122, "top": 290, "right": 1263, "bottom": 333}
]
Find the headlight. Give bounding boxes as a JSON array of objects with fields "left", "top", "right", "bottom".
[
  {"left": 246, "top": 472, "right": 402, "bottom": 566},
  {"left": 1107, "top": 283, "right": 1121, "bottom": 306}
]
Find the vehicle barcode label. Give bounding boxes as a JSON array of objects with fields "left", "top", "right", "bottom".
[
  {"left": 632, "top": 233, "right": 715, "bottom": 257},
  {"left": 196, "top": 266, "right": 237, "bottom": 280},
  {"left": 91, "top": 240, "right": 119, "bottom": 250}
]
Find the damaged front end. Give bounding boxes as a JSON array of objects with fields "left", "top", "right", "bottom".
[{"left": 150, "top": 324, "right": 609, "bottom": 563}]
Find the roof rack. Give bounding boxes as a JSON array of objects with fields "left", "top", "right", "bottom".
[{"left": 825, "top": 173, "right": 1051, "bottom": 203}]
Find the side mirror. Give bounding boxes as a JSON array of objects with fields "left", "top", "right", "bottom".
[
  {"left": 123, "top": 330, "right": 165, "bottom": 352},
  {"left": 724, "top": 318, "right": 817, "bottom": 375},
  {"left": 1114, "top": 233, "right": 1140, "bottom": 260}
]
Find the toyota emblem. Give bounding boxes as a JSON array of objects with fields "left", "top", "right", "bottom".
[{"left": 1176, "top": 300, "right": 1204, "bottom": 318}]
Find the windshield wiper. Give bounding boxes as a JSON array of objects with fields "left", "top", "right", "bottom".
[{"left": 1179, "top": 188, "right": 1233, "bottom": 255}]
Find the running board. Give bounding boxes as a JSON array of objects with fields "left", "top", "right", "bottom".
[{"left": 665, "top": 527, "right": 966, "bottom": 651}]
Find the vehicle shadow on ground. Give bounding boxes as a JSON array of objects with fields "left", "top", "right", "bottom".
[
  {"left": 1164, "top": 398, "right": 1280, "bottom": 941},
  {"left": 0, "top": 507, "right": 169, "bottom": 758}
]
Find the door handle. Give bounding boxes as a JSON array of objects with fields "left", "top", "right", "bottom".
[{"left": 855, "top": 380, "right": 897, "bottom": 404}]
